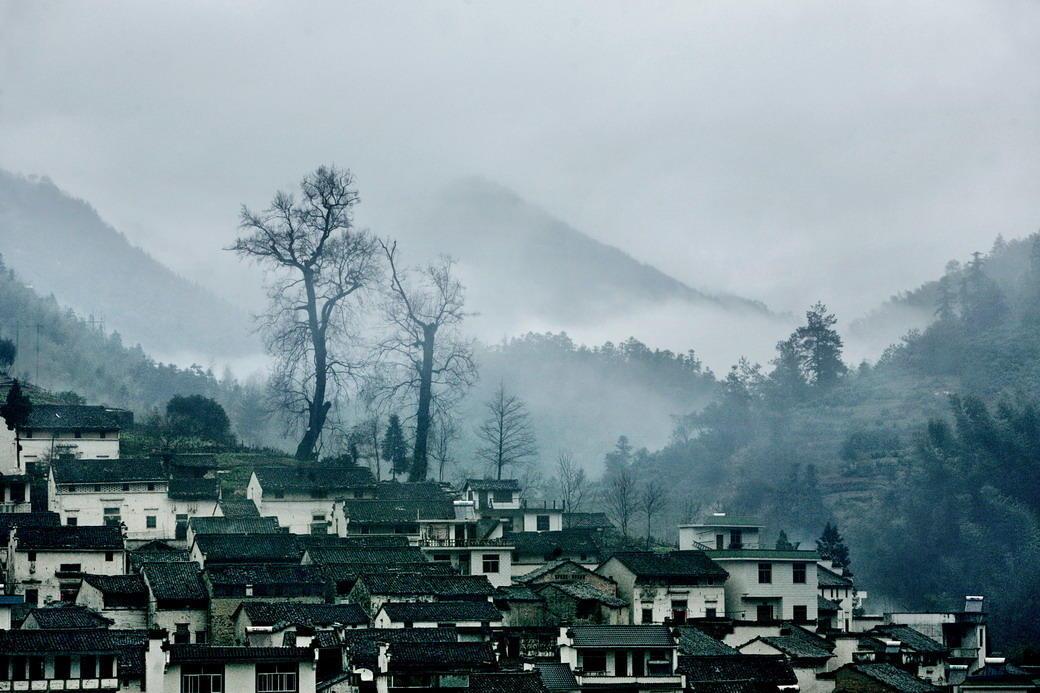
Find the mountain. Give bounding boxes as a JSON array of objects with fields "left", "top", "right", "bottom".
[{"left": 0, "top": 169, "right": 257, "bottom": 360}]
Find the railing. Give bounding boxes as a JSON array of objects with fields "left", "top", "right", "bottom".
[
  {"left": 949, "top": 647, "right": 979, "bottom": 660},
  {"left": 418, "top": 538, "right": 513, "bottom": 548},
  {"left": 0, "top": 503, "right": 31, "bottom": 514},
  {"left": 0, "top": 678, "right": 120, "bottom": 690}
]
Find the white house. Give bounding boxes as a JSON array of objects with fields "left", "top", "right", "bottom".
[
  {"left": 704, "top": 547, "right": 820, "bottom": 623},
  {"left": 819, "top": 563, "right": 855, "bottom": 632},
  {"left": 247, "top": 465, "right": 376, "bottom": 534},
  {"left": 75, "top": 573, "right": 149, "bottom": 628},
  {"left": 8, "top": 524, "right": 125, "bottom": 606},
  {"left": 557, "top": 625, "right": 684, "bottom": 691},
  {"left": 0, "top": 628, "right": 146, "bottom": 692},
  {"left": 18, "top": 403, "right": 129, "bottom": 464},
  {"left": 679, "top": 512, "right": 764, "bottom": 551},
  {"left": 156, "top": 639, "right": 318, "bottom": 693},
  {"left": 373, "top": 600, "right": 503, "bottom": 636},
  {"left": 596, "top": 551, "right": 728, "bottom": 624},
  {"left": 141, "top": 561, "right": 211, "bottom": 645}
]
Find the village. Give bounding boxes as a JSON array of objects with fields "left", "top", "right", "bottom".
[{"left": 0, "top": 379, "right": 1024, "bottom": 693}]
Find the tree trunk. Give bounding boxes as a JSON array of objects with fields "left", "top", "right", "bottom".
[
  {"left": 295, "top": 273, "right": 329, "bottom": 461},
  {"left": 409, "top": 325, "right": 436, "bottom": 481}
]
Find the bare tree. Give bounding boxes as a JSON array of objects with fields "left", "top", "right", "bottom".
[
  {"left": 350, "top": 416, "right": 383, "bottom": 481},
  {"left": 429, "top": 412, "right": 459, "bottom": 482},
  {"left": 556, "top": 450, "right": 588, "bottom": 512},
  {"left": 606, "top": 466, "right": 636, "bottom": 540},
  {"left": 375, "top": 241, "right": 477, "bottom": 480},
  {"left": 230, "top": 166, "right": 380, "bottom": 460},
  {"left": 640, "top": 478, "right": 668, "bottom": 548},
  {"left": 475, "top": 382, "right": 538, "bottom": 480}
]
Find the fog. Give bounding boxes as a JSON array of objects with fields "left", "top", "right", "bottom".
[{"left": 1, "top": 0, "right": 1039, "bottom": 362}]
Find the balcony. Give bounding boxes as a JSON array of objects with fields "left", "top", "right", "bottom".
[
  {"left": 0, "top": 679, "right": 120, "bottom": 690},
  {"left": 948, "top": 647, "right": 980, "bottom": 661},
  {"left": 418, "top": 538, "right": 513, "bottom": 549},
  {"left": 0, "top": 503, "right": 32, "bottom": 514},
  {"left": 487, "top": 497, "right": 520, "bottom": 510},
  {"left": 577, "top": 673, "right": 684, "bottom": 687}
]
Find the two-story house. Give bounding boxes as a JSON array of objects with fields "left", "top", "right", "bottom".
[
  {"left": 141, "top": 561, "right": 211, "bottom": 645},
  {"left": 819, "top": 563, "right": 855, "bottom": 632},
  {"left": 50, "top": 458, "right": 169, "bottom": 537},
  {"left": 596, "top": 551, "right": 728, "bottom": 625},
  {"left": 557, "top": 624, "right": 684, "bottom": 691},
  {"left": 18, "top": 403, "right": 131, "bottom": 464},
  {"left": 8, "top": 524, "right": 125, "bottom": 606},
  {"left": 679, "top": 512, "right": 764, "bottom": 551},
  {"left": 704, "top": 547, "right": 820, "bottom": 623},
  {"left": 461, "top": 478, "right": 564, "bottom": 533},
  {"left": 247, "top": 465, "right": 376, "bottom": 534}
]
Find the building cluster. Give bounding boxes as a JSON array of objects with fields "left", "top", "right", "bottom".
[{"left": 0, "top": 388, "right": 1031, "bottom": 693}]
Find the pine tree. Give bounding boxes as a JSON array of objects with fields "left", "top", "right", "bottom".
[
  {"left": 1, "top": 380, "right": 32, "bottom": 469},
  {"left": 775, "top": 530, "right": 795, "bottom": 550},
  {"left": 381, "top": 414, "right": 410, "bottom": 480},
  {"left": 768, "top": 336, "right": 807, "bottom": 402},
  {"left": 817, "top": 522, "right": 852, "bottom": 576},
  {"left": 794, "top": 302, "right": 846, "bottom": 387}
]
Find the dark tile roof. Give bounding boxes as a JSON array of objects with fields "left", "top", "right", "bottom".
[
  {"left": 869, "top": 626, "right": 946, "bottom": 654},
  {"left": 563, "top": 512, "right": 613, "bottom": 530},
  {"left": 218, "top": 497, "right": 261, "bottom": 518},
  {"left": 495, "top": 585, "right": 543, "bottom": 602},
  {"left": 687, "top": 681, "right": 785, "bottom": 693},
  {"left": 254, "top": 465, "right": 375, "bottom": 493},
  {"left": 379, "top": 600, "right": 503, "bottom": 623},
  {"left": 679, "top": 655, "right": 798, "bottom": 686},
  {"left": 236, "top": 601, "right": 368, "bottom": 627},
  {"left": 677, "top": 627, "right": 740, "bottom": 656},
  {"left": 130, "top": 542, "right": 190, "bottom": 570},
  {"left": 0, "top": 511, "right": 60, "bottom": 543},
  {"left": 693, "top": 513, "right": 763, "bottom": 528},
  {"left": 465, "top": 478, "right": 520, "bottom": 492},
  {"left": 189, "top": 516, "right": 281, "bottom": 535},
  {"left": 168, "top": 477, "right": 220, "bottom": 500},
  {"left": 317, "top": 562, "right": 453, "bottom": 593},
  {"left": 305, "top": 546, "right": 426, "bottom": 565},
  {"left": 505, "top": 529, "right": 605, "bottom": 560},
  {"left": 818, "top": 595, "right": 840, "bottom": 612},
  {"left": 516, "top": 559, "right": 598, "bottom": 584},
  {"left": 387, "top": 641, "right": 498, "bottom": 673},
  {"left": 0, "top": 630, "right": 147, "bottom": 677},
  {"left": 534, "top": 662, "right": 580, "bottom": 691},
  {"left": 843, "top": 664, "right": 939, "bottom": 692},
  {"left": 300, "top": 534, "right": 410, "bottom": 548},
  {"left": 607, "top": 551, "right": 729, "bottom": 582},
  {"left": 343, "top": 499, "right": 456, "bottom": 524},
  {"left": 818, "top": 564, "right": 854, "bottom": 588},
  {"left": 205, "top": 564, "right": 326, "bottom": 588},
  {"left": 81, "top": 573, "right": 149, "bottom": 607},
  {"left": 167, "top": 645, "right": 313, "bottom": 664},
  {"left": 375, "top": 480, "right": 456, "bottom": 501},
  {"left": 537, "top": 581, "right": 626, "bottom": 607},
  {"left": 142, "top": 562, "right": 208, "bottom": 604},
  {"left": 754, "top": 636, "right": 833, "bottom": 660},
  {"left": 25, "top": 404, "right": 132, "bottom": 430},
  {"left": 341, "top": 626, "right": 459, "bottom": 668},
  {"left": 52, "top": 458, "right": 164, "bottom": 484},
  {"left": 193, "top": 532, "right": 302, "bottom": 563},
  {"left": 26, "top": 603, "right": 113, "bottom": 629},
  {"left": 705, "top": 549, "right": 820, "bottom": 560},
  {"left": 470, "top": 672, "right": 549, "bottom": 692},
  {"left": 965, "top": 661, "right": 1036, "bottom": 685},
  {"left": 569, "top": 625, "right": 675, "bottom": 648},
  {"left": 16, "top": 525, "right": 123, "bottom": 551},
  {"left": 357, "top": 573, "right": 495, "bottom": 598}
]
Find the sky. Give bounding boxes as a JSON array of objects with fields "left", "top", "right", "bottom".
[{"left": 1, "top": 0, "right": 1039, "bottom": 329}]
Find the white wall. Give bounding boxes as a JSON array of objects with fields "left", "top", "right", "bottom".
[
  {"left": 631, "top": 584, "right": 726, "bottom": 624},
  {"left": 21, "top": 432, "right": 120, "bottom": 463},
  {"left": 521, "top": 510, "right": 563, "bottom": 532},
  {"left": 679, "top": 525, "right": 762, "bottom": 550},
  {"left": 151, "top": 607, "right": 210, "bottom": 644},
  {"left": 11, "top": 548, "right": 124, "bottom": 604},
  {"left": 714, "top": 558, "right": 818, "bottom": 622},
  {"left": 75, "top": 580, "right": 147, "bottom": 628}
]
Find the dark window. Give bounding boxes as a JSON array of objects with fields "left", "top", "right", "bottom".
[
  {"left": 257, "top": 662, "right": 298, "bottom": 693},
  {"left": 492, "top": 490, "right": 512, "bottom": 503},
  {"left": 147, "top": 483, "right": 155, "bottom": 491},
  {"left": 174, "top": 623, "right": 191, "bottom": 644},
  {"left": 122, "top": 484, "right": 130, "bottom": 491},
  {"left": 433, "top": 554, "right": 450, "bottom": 562},
  {"left": 582, "top": 650, "right": 607, "bottom": 673},
  {"left": 100, "top": 655, "right": 116, "bottom": 678},
  {"left": 715, "top": 534, "right": 724, "bottom": 550},
  {"left": 74, "top": 431, "right": 82, "bottom": 439},
  {"left": 26, "top": 551, "right": 36, "bottom": 562},
  {"left": 196, "top": 630, "right": 208, "bottom": 644},
  {"left": 105, "top": 551, "right": 114, "bottom": 562},
  {"left": 641, "top": 607, "right": 653, "bottom": 623},
  {"left": 536, "top": 515, "right": 550, "bottom": 531},
  {"left": 793, "top": 605, "right": 808, "bottom": 622},
  {"left": 81, "top": 655, "right": 97, "bottom": 678},
  {"left": 23, "top": 429, "right": 32, "bottom": 439},
  {"left": 11, "top": 656, "right": 26, "bottom": 680},
  {"left": 705, "top": 607, "right": 717, "bottom": 618},
  {"left": 182, "top": 663, "right": 223, "bottom": 693},
  {"left": 54, "top": 655, "right": 71, "bottom": 679},
  {"left": 615, "top": 650, "right": 628, "bottom": 676},
  {"left": 176, "top": 514, "right": 189, "bottom": 541},
  {"left": 23, "top": 589, "right": 38, "bottom": 606},
  {"left": 482, "top": 553, "right": 500, "bottom": 574},
  {"left": 59, "top": 563, "right": 81, "bottom": 573},
  {"left": 147, "top": 515, "right": 157, "bottom": 529},
  {"left": 731, "top": 529, "right": 743, "bottom": 548},
  {"left": 671, "top": 599, "right": 688, "bottom": 625},
  {"left": 104, "top": 507, "right": 121, "bottom": 526},
  {"left": 67, "top": 516, "right": 78, "bottom": 526},
  {"left": 60, "top": 582, "right": 79, "bottom": 602},
  {"left": 99, "top": 431, "right": 107, "bottom": 439},
  {"left": 793, "top": 562, "right": 807, "bottom": 584},
  {"left": 758, "top": 563, "right": 772, "bottom": 584},
  {"left": 93, "top": 485, "right": 101, "bottom": 492},
  {"left": 68, "top": 485, "right": 77, "bottom": 493},
  {"left": 273, "top": 491, "right": 285, "bottom": 499},
  {"left": 756, "top": 604, "right": 774, "bottom": 622},
  {"left": 632, "top": 649, "right": 645, "bottom": 676},
  {"left": 29, "top": 657, "right": 44, "bottom": 680}
]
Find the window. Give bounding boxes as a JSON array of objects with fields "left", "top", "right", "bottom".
[
  {"left": 492, "top": 490, "right": 512, "bottom": 503},
  {"left": 74, "top": 431, "right": 82, "bottom": 439},
  {"left": 257, "top": 663, "right": 298, "bottom": 693},
  {"left": 731, "top": 529, "right": 743, "bottom": 548},
  {"left": 100, "top": 431, "right": 107, "bottom": 439},
  {"left": 68, "top": 485, "right": 77, "bottom": 493},
  {"left": 105, "top": 551, "right": 115, "bottom": 562},
  {"left": 147, "top": 483, "right": 155, "bottom": 491},
  {"left": 94, "top": 485, "right": 101, "bottom": 492},
  {"left": 176, "top": 514, "right": 189, "bottom": 541},
  {"left": 671, "top": 599, "right": 688, "bottom": 625},
  {"left": 23, "top": 429, "right": 32, "bottom": 438},
  {"left": 715, "top": 533, "right": 724, "bottom": 550},
  {"left": 536, "top": 515, "right": 550, "bottom": 531},
  {"left": 182, "top": 663, "right": 223, "bottom": 693},
  {"left": 23, "top": 589, "right": 38, "bottom": 607},
  {"left": 147, "top": 515, "right": 157, "bottom": 529},
  {"left": 196, "top": 631, "right": 208, "bottom": 644},
  {"left": 705, "top": 607, "right": 717, "bottom": 618},
  {"left": 29, "top": 656, "right": 44, "bottom": 680},
  {"left": 758, "top": 562, "right": 772, "bottom": 584},
  {"left": 26, "top": 551, "right": 36, "bottom": 562},
  {"left": 433, "top": 554, "right": 450, "bottom": 562},
  {"left": 122, "top": 484, "right": 130, "bottom": 491},
  {"left": 175, "top": 624, "right": 191, "bottom": 644},
  {"left": 756, "top": 604, "right": 774, "bottom": 622},
  {"left": 482, "top": 554, "right": 500, "bottom": 574},
  {"left": 11, "top": 656, "right": 26, "bottom": 680},
  {"left": 60, "top": 582, "right": 79, "bottom": 602},
  {"left": 10, "top": 483, "right": 24, "bottom": 503},
  {"left": 615, "top": 650, "right": 628, "bottom": 676},
  {"left": 100, "top": 655, "right": 116, "bottom": 678},
  {"left": 641, "top": 607, "right": 654, "bottom": 623},
  {"left": 793, "top": 605, "right": 808, "bottom": 623},
  {"left": 793, "top": 562, "right": 807, "bottom": 584},
  {"left": 59, "top": 563, "right": 82, "bottom": 573},
  {"left": 54, "top": 655, "right": 71, "bottom": 679},
  {"left": 81, "top": 654, "right": 98, "bottom": 678},
  {"left": 104, "top": 507, "right": 121, "bottom": 527},
  {"left": 67, "top": 516, "right": 78, "bottom": 526},
  {"left": 582, "top": 650, "right": 607, "bottom": 673}
]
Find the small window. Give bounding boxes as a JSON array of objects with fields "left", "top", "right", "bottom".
[
  {"left": 758, "top": 562, "right": 772, "bottom": 584},
  {"left": 182, "top": 663, "right": 223, "bottom": 692},
  {"left": 68, "top": 485, "right": 77, "bottom": 493},
  {"left": 104, "top": 507, "right": 121, "bottom": 527},
  {"left": 59, "top": 563, "right": 81, "bottom": 573},
  {"left": 174, "top": 623, "right": 191, "bottom": 644},
  {"left": 23, "top": 429, "right": 32, "bottom": 439},
  {"left": 105, "top": 551, "right": 115, "bottom": 562},
  {"left": 274, "top": 491, "right": 285, "bottom": 499},
  {"left": 67, "top": 516, "right": 78, "bottom": 526},
  {"left": 146, "top": 515, "right": 157, "bottom": 529},
  {"left": 94, "top": 485, "right": 101, "bottom": 492},
  {"left": 99, "top": 431, "right": 107, "bottom": 439},
  {"left": 74, "top": 431, "right": 82, "bottom": 439},
  {"left": 24, "top": 588, "right": 38, "bottom": 607},
  {"left": 60, "top": 582, "right": 79, "bottom": 602},
  {"left": 482, "top": 553, "right": 500, "bottom": 574},
  {"left": 705, "top": 607, "right": 717, "bottom": 618},
  {"left": 582, "top": 650, "right": 607, "bottom": 673},
  {"left": 793, "top": 562, "right": 807, "bottom": 584},
  {"left": 793, "top": 605, "right": 808, "bottom": 623},
  {"left": 641, "top": 607, "right": 654, "bottom": 623},
  {"left": 433, "top": 553, "right": 450, "bottom": 562},
  {"left": 122, "top": 484, "right": 130, "bottom": 491},
  {"left": 536, "top": 515, "right": 550, "bottom": 531},
  {"left": 196, "top": 630, "right": 209, "bottom": 644},
  {"left": 147, "top": 483, "right": 155, "bottom": 491},
  {"left": 54, "top": 655, "right": 72, "bottom": 679},
  {"left": 81, "top": 654, "right": 97, "bottom": 678},
  {"left": 756, "top": 604, "right": 774, "bottom": 622},
  {"left": 29, "top": 656, "right": 44, "bottom": 680},
  {"left": 99, "top": 654, "right": 116, "bottom": 678},
  {"left": 27, "top": 551, "right": 36, "bottom": 562}
]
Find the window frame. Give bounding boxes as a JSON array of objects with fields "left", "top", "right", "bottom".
[
  {"left": 481, "top": 553, "right": 500, "bottom": 574},
  {"left": 181, "top": 662, "right": 224, "bottom": 693},
  {"left": 757, "top": 562, "right": 772, "bottom": 584},
  {"left": 256, "top": 662, "right": 298, "bottom": 693},
  {"left": 793, "top": 562, "right": 807, "bottom": 584}
]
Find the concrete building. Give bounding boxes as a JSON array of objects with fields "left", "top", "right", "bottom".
[
  {"left": 596, "top": 551, "right": 728, "bottom": 624},
  {"left": 705, "top": 547, "right": 820, "bottom": 623},
  {"left": 679, "top": 513, "right": 763, "bottom": 551},
  {"left": 247, "top": 465, "right": 376, "bottom": 535},
  {"left": 8, "top": 524, "right": 125, "bottom": 606}
]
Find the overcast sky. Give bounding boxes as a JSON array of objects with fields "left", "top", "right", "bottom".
[{"left": 2, "top": 0, "right": 1039, "bottom": 323}]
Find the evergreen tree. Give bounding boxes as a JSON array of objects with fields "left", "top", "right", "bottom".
[
  {"left": 935, "top": 273, "right": 957, "bottom": 321},
  {"left": 604, "top": 435, "right": 634, "bottom": 476},
  {"left": 1, "top": 380, "right": 32, "bottom": 468},
  {"left": 794, "top": 302, "right": 846, "bottom": 387},
  {"left": 768, "top": 336, "right": 807, "bottom": 402},
  {"left": 0, "top": 338, "right": 15, "bottom": 373},
  {"left": 817, "top": 522, "right": 852, "bottom": 575},
  {"left": 775, "top": 530, "right": 795, "bottom": 550},
  {"left": 382, "top": 414, "right": 410, "bottom": 479}
]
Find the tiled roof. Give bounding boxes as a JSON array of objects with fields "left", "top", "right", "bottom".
[
  {"left": 515, "top": 559, "right": 597, "bottom": 584},
  {"left": 569, "top": 625, "right": 674, "bottom": 648},
  {"left": 16, "top": 525, "right": 123, "bottom": 551},
  {"left": 317, "top": 562, "right": 453, "bottom": 592},
  {"left": 845, "top": 664, "right": 939, "bottom": 692},
  {"left": 26, "top": 603, "right": 113, "bottom": 629},
  {"left": 343, "top": 499, "right": 456, "bottom": 523},
  {"left": 705, "top": 549, "right": 820, "bottom": 560},
  {"left": 534, "top": 662, "right": 580, "bottom": 691},
  {"left": 300, "top": 534, "right": 410, "bottom": 548},
  {"left": 608, "top": 551, "right": 729, "bottom": 582},
  {"left": 167, "top": 645, "right": 313, "bottom": 664},
  {"left": 387, "top": 641, "right": 498, "bottom": 673},
  {"left": 869, "top": 626, "right": 946, "bottom": 654},
  {"left": 52, "top": 458, "right": 164, "bottom": 484},
  {"left": 130, "top": 542, "right": 190, "bottom": 569},
  {"left": 357, "top": 573, "right": 495, "bottom": 598},
  {"left": 676, "top": 627, "right": 740, "bottom": 656},
  {"left": 817, "top": 564, "right": 854, "bottom": 587},
  {"left": 236, "top": 601, "right": 368, "bottom": 627},
  {"left": 205, "top": 564, "right": 326, "bottom": 588},
  {"left": 25, "top": 404, "right": 132, "bottom": 430},
  {"left": 379, "top": 601, "right": 503, "bottom": 623},
  {"left": 965, "top": 661, "right": 1036, "bottom": 684},
  {"left": 305, "top": 546, "right": 426, "bottom": 565},
  {"left": 142, "top": 562, "right": 208, "bottom": 603},
  {"left": 341, "top": 626, "right": 458, "bottom": 668},
  {"left": 254, "top": 465, "right": 375, "bottom": 492},
  {"left": 537, "top": 581, "right": 626, "bottom": 607},
  {"left": 691, "top": 513, "right": 763, "bottom": 528},
  {"left": 495, "top": 585, "right": 543, "bottom": 602},
  {"left": 81, "top": 573, "right": 149, "bottom": 607},
  {"left": 168, "top": 477, "right": 220, "bottom": 500},
  {"left": 0, "top": 630, "right": 148, "bottom": 677},
  {"left": 818, "top": 595, "right": 841, "bottom": 612},
  {"left": 471, "top": 672, "right": 549, "bottom": 692},
  {"left": 189, "top": 516, "right": 281, "bottom": 535},
  {"left": 505, "top": 529, "right": 605, "bottom": 560},
  {"left": 755, "top": 636, "right": 833, "bottom": 660},
  {"left": 375, "top": 480, "right": 456, "bottom": 501},
  {"left": 563, "top": 512, "right": 613, "bottom": 530},
  {"left": 218, "top": 497, "right": 260, "bottom": 518},
  {"left": 0, "top": 511, "right": 60, "bottom": 543},
  {"left": 465, "top": 478, "right": 520, "bottom": 492},
  {"left": 679, "top": 655, "right": 798, "bottom": 686},
  {"left": 194, "top": 533, "right": 302, "bottom": 563}
]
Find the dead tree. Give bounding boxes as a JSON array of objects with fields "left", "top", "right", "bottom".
[
  {"left": 556, "top": 450, "right": 588, "bottom": 512},
  {"left": 640, "top": 478, "right": 668, "bottom": 548},
  {"left": 475, "top": 382, "right": 538, "bottom": 480},
  {"left": 607, "top": 465, "right": 636, "bottom": 540},
  {"left": 376, "top": 241, "right": 476, "bottom": 481},
  {"left": 231, "top": 166, "right": 380, "bottom": 460},
  {"left": 429, "top": 413, "right": 459, "bottom": 482}
]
